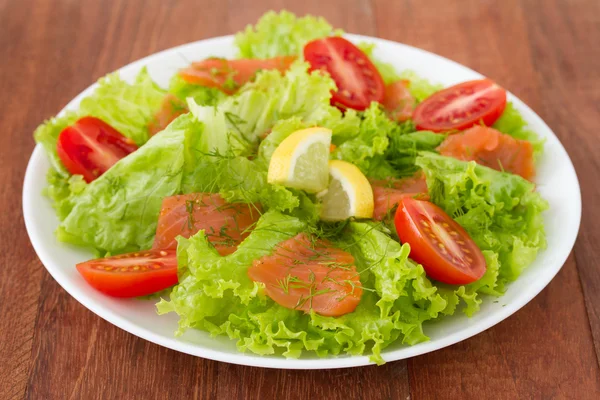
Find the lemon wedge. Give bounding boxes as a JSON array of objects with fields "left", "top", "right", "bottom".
[
  {"left": 320, "top": 160, "right": 374, "bottom": 221},
  {"left": 267, "top": 127, "right": 332, "bottom": 193}
]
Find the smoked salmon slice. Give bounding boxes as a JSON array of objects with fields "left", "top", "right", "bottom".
[
  {"left": 381, "top": 80, "right": 415, "bottom": 122},
  {"left": 179, "top": 56, "right": 296, "bottom": 94},
  {"left": 147, "top": 94, "right": 188, "bottom": 137},
  {"left": 248, "top": 233, "right": 362, "bottom": 317},
  {"left": 437, "top": 125, "right": 535, "bottom": 180},
  {"left": 152, "top": 193, "right": 261, "bottom": 255},
  {"left": 370, "top": 173, "right": 429, "bottom": 220}
]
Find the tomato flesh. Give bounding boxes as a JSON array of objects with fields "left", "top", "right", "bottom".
[
  {"left": 179, "top": 56, "right": 296, "bottom": 94},
  {"left": 304, "top": 37, "right": 385, "bottom": 111},
  {"left": 76, "top": 249, "right": 177, "bottom": 297},
  {"left": 57, "top": 116, "right": 138, "bottom": 182},
  {"left": 148, "top": 94, "right": 188, "bottom": 137},
  {"left": 437, "top": 125, "right": 535, "bottom": 180},
  {"left": 382, "top": 80, "right": 415, "bottom": 122},
  {"left": 394, "top": 198, "right": 486, "bottom": 284},
  {"left": 153, "top": 193, "right": 261, "bottom": 255},
  {"left": 248, "top": 233, "right": 362, "bottom": 317},
  {"left": 413, "top": 79, "right": 507, "bottom": 132}
]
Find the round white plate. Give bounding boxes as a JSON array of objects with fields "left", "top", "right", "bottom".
[{"left": 23, "top": 34, "right": 582, "bottom": 369}]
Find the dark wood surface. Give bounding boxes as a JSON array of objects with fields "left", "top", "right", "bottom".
[{"left": 1, "top": 0, "right": 598, "bottom": 398}]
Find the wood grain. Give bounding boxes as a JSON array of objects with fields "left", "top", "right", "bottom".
[{"left": 0, "top": 0, "right": 598, "bottom": 399}]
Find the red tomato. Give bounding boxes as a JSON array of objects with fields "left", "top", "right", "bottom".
[
  {"left": 152, "top": 193, "right": 261, "bottom": 256},
  {"left": 304, "top": 37, "right": 385, "bottom": 111},
  {"left": 76, "top": 249, "right": 177, "bottom": 297},
  {"left": 413, "top": 79, "right": 507, "bottom": 132},
  {"left": 394, "top": 198, "right": 486, "bottom": 284},
  {"left": 382, "top": 80, "right": 415, "bottom": 122},
  {"left": 248, "top": 233, "right": 362, "bottom": 317},
  {"left": 148, "top": 94, "right": 188, "bottom": 137},
  {"left": 437, "top": 125, "right": 535, "bottom": 180},
  {"left": 179, "top": 56, "right": 296, "bottom": 94},
  {"left": 57, "top": 116, "right": 138, "bottom": 182}
]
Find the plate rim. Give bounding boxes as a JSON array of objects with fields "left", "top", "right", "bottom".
[{"left": 22, "top": 33, "right": 582, "bottom": 369}]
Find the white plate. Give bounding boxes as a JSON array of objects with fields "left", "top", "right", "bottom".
[{"left": 22, "top": 34, "right": 582, "bottom": 369}]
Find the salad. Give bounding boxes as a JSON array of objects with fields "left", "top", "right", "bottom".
[{"left": 33, "top": 11, "right": 548, "bottom": 364}]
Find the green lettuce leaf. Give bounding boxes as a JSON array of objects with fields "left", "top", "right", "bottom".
[
  {"left": 493, "top": 102, "right": 544, "bottom": 157},
  {"left": 386, "top": 130, "right": 447, "bottom": 177},
  {"left": 235, "top": 10, "right": 338, "bottom": 59},
  {"left": 43, "top": 168, "right": 87, "bottom": 221},
  {"left": 218, "top": 61, "right": 346, "bottom": 144},
  {"left": 332, "top": 103, "right": 398, "bottom": 178},
  {"left": 416, "top": 152, "right": 548, "bottom": 284}
]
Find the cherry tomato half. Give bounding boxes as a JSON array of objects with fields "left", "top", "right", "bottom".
[
  {"left": 76, "top": 249, "right": 177, "bottom": 297},
  {"left": 394, "top": 198, "right": 486, "bottom": 284},
  {"left": 413, "top": 79, "right": 507, "bottom": 132},
  {"left": 57, "top": 116, "right": 138, "bottom": 182},
  {"left": 304, "top": 37, "right": 385, "bottom": 111}
]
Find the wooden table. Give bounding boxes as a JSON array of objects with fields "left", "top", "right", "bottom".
[{"left": 1, "top": 0, "right": 599, "bottom": 398}]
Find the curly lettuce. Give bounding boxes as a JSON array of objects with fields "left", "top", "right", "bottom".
[
  {"left": 235, "top": 10, "right": 338, "bottom": 59},
  {"left": 332, "top": 103, "right": 398, "bottom": 179},
  {"left": 386, "top": 130, "right": 447, "bottom": 177}
]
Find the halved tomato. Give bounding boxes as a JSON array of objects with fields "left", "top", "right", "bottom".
[
  {"left": 57, "top": 116, "right": 138, "bottom": 182},
  {"left": 382, "top": 80, "right": 415, "bottom": 122},
  {"left": 248, "top": 233, "right": 362, "bottom": 317},
  {"left": 413, "top": 79, "right": 507, "bottom": 132},
  {"left": 370, "top": 173, "right": 429, "bottom": 220},
  {"left": 148, "top": 94, "right": 188, "bottom": 137},
  {"left": 76, "top": 249, "right": 177, "bottom": 297},
  {"left": 152, "top": 193, "right": 261, "bottom": 255},
  {"left": 394, "top": 198, "right": 486, "bottom": 284},
  {"left": 179, "top": 56, "right": 296, "bottom": 94},
  {"left": 304, "top": 37, "right": 385, "bottom": 111},
  {"left": 437, "top": 125, "right": 535, "bottom": 180}
]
